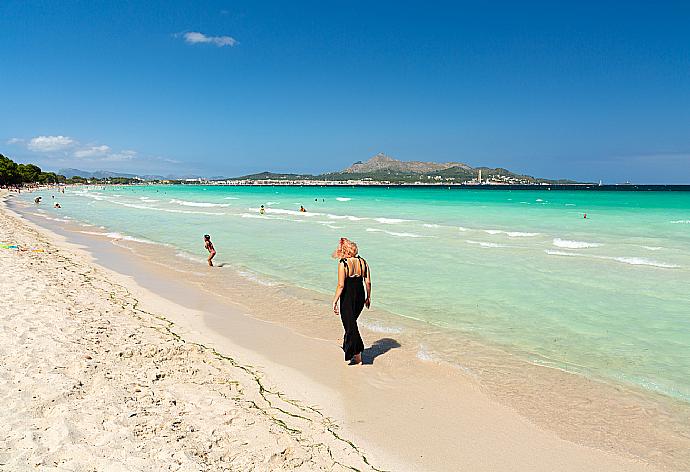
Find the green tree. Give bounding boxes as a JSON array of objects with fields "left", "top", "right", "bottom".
[
  {"left": 0, "top": 154, "right": 21, "bottom": 186},
  {"left": 18, "top": 163, "right": 42, "bottom": 183}
]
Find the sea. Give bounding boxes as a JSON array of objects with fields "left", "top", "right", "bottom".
[{"left": 14, "top": 185, "right": 690, "bottom": 407}]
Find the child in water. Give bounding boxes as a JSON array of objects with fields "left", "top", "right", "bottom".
[{"left": 204, "top": 234, "right": 216, "bottom": 267}]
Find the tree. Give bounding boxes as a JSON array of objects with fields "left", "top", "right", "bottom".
[
  {"left": 18, "top": 163, "right": 42, "bottom": 183},
  {"left": 0, "top": 154, "right": 20, "bottom": 186}
]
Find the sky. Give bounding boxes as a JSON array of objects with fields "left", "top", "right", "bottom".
[{"left": 1, "top": 1, "right": 689, "bottom": 183}]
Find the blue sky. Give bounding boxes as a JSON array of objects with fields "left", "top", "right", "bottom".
[{"left": 1, "top": 1, "right": 689, "bottom": 182}]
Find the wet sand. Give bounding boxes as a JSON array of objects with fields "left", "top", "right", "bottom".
[{"left": 2, "top": 190, "right": 685, "bottom": 471}]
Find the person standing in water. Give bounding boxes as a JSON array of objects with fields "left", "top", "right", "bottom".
[
  {"left": 332, "top": 238, "right": 371, "bottom": 364},
  {"left": 204, "top": 234, "right": 216, "bottom": 267}
]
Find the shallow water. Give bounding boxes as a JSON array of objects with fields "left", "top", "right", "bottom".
[{"left": 19, "top": 185, "right": 690, "bottom": 405}]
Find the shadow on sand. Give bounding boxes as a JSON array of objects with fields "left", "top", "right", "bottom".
[{"left": 362, "top": 338, "right": 401, "bottom": 365}]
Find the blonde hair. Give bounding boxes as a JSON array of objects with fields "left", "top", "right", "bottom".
[{"left": 332, "top": 237, "right": 358, "bottom": 259}]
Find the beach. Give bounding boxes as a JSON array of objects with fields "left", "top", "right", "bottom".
[{"left": 1, "top": 188, "right": 688, "bottom": 471}]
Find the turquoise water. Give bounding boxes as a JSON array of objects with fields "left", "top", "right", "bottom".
[{"left": 20, "top": 186, "right": 690, "bottom": 402}]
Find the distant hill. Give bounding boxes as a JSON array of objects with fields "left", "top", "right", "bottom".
[
  {"left": 343, "top": 153, "right": 472, "bottom": 174},
  {"left": 223, "top": 154, "right": 579, "bottom": 184},
  {"left": 58, "top": 168, "right": 139, "bottom": 179}
]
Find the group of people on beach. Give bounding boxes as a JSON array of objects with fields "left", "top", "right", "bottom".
[{"left": 202, "top": 208, "right": 371, "bottom": 364}]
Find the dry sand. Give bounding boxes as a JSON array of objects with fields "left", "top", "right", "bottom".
[{"left": 0, "top": 190, "right": 677, "bottom": 471}]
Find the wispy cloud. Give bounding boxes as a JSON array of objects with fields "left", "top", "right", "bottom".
[
  {"left": 9, "top": 134, "right": 174, "bottom": 171},
  {"left": 27, "top": 135, "right": 75, "bottom": 152},
  {"left": 182, "top": 31, "right": 238, "bottom": 47},
  {"left": 73, "top": 144, "right": 111, "bottom": 158}
]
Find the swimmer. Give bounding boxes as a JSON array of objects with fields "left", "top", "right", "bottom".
[
  {"left": 300, "top": 205, "right": 307, "bottom": 213},
  {"left": 260, "top": 205, "right": 265, "bottom": 215},
  {"left": 54, "top": 203, "right": 61, "bottom": 208},
  {"left": 34, "top": 196, "right": 41, "bottom": 204},
  {"left": 584, "top": 213, "right": 587, "bottom": 219},
  {"left": 204, "top": 234, "right": 216, "bottom": 267}
]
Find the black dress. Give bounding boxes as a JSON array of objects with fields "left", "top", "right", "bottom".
[{"left": 339, "top": 256, "right": 367, "bottom": 361}]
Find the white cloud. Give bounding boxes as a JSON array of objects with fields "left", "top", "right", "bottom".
[
  {"left": 101, "top": 150, "right": 137, "bottom": 161},
  {"left": 73, "top": 145, "right": 111, "bottom": 158},
  {"left": 6, "top": 137, "right": 24, "bottom": 145},
  {"left": 183, "top": 31, "right": 238, "bottom": 47},
  {"left": 27, "top": 135, "right": 75, "bottom": 152}
]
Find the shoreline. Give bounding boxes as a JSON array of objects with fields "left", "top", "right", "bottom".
[{"left": 2, "top": 191, "right": 687, "bottom": 470}]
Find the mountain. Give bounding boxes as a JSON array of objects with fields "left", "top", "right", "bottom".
[
  {"left": 58, "top": 168, "right": 138, "bottom": 179},
  {"left": 343, "top": 153, "right": 471, "bottom": 174}
]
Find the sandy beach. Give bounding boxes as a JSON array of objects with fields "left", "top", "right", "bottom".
[{"left": 1, "top": 190, "right": 684, "bottom": 471}]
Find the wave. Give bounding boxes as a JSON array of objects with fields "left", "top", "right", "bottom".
[
  {"left": 613, "top": 257, "right": 679, "bottom": 268},
  {"left": 423, "top": 223, "right": 440, "bottom": 228},
  {"left": 360, "top": 320, "right": 403, "bottom": 334},
  {"left": 553, "top": 238, "right": 601, "bottom": 249},
  {"left": 416, "top": 345, "right": 434, "bottom": 361},
  {"left": 457, "top": 226, "right": 469, "bottom": 232},
  {"left": 374, "top": 217, "right": 411, "bottom": 224},
  {"left": 565, "top": 203, "right": 576, "bottom": 206},
  {"left": 484, "top": 229, "right": 540, "bottom": 237},
  {"left": 237, "top": 270, "right": 279, "bottom": 286},
  {"left": 175, "top": 251, "right": 206, "bottom": 263},
  {"left": 79, "top": 230, "right": 156, "bottom": 245},
  {"left": 336, "top": 197, "right": 351, "bottom": 202},
  {"left": 139, "top": 196, "right": 159, "bottom": 202},
  {"left": 466, "top": 240, "right": 508, "bottom": 248},
  {"left": 366, "top": 228, "right": 426, "bottom": 238},
  {"left": 545, "top": 250, "right": 679, "bottom": 268},
  {"left": 535, "top": 198, "right": 544, "bottom": 202},
  {"left": 325, "top": 213, "right": 363, "bottom": 221},
  {"left": 262, "top": 207, "right": 319, "bottom": 217},
  {"left": 223, "top": 196, "right": 240, "bottom": 200},
  {"left": 169, "top": 199, "right": 230, "bottom": 208},
  {"left": 108, "top": 200, "right": 224, "bottom": 216},
  {"left": 670, "top": 220, "right": 690, "bottom": 224},
  {"left": 641, "top": 246, "right": 663, "bottom": 251}
]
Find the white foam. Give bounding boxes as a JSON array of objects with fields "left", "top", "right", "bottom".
[
  {"left": 237, "top": 270, "right": 278, "bottom": 286},
  {"left": 325, "top": 213, "right": 363, "bottom": 221},
  {"left": 175, "top": 251, "right": 205, "bottom": 263},
  {"left": 553, "top": 238, "right": 601, "bottom": 249},
  {"left": 416, "top": 345, "right": 434, "bottom": 361},
  {"left": 336, "top": 197, "right": 351, "bottom": 202},
  {"left": 169, "top": 199, "right": 229, "bottom": 208},
  {"left": 139, "top": 196, "right": 159, "bottom": 202},
  {"left": 466, "top": 240, "right": 507, "bottom": 248},
  {"left": 360, "top": 321, "right": 403, "bottom": 334},
  {"left": 423, "top": 223, "right": 440, "bottom": 228},
  {"left": 223, "top": 196, "right": 240, "bottom": 200},
  {"left": 670, "top": 220, "right": 690, "bottom": 224},
  {"left": 374, "top": 217, "right": 411, "bottom": 224},
  {"left": 457, "top": 226, "right": 469, "bottom": 232},
  {"left": 545, "top": 249, "right": 582, "bottom": 257},
  {"left": 79, "top": 231, "right": 156, "bottom": 245},
  {"left": 536, "top": 198, "right": 544, "bottom": 202},
  {"left": 108, "top": 200, "right": 224, "bottom": 216},
  {"left": 565, "top": 203, "right": 576, "bottom": 206},
  {"left": 545, "top": 250, "right": 679, "bottom": 268},
  {"left": 641, "top": 246, "right": 663, "bottom": 251},
  {"left": 506, "top": 231, "right": 540, "bottom": 237},
  {"left": 613, "top": 257, "right": 679, "bottom": 268},
  {"left": 366, "top": 228, "right": 426, "bottom": 238},
  {"left": 484, "top": 229, "right": 539, "bottom": 237},
  {"left": 263, "top": 207, "right": 319, "bottom": 217}
]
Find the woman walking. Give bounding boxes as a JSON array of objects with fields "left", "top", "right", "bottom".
[{"left": 332, "top": 238, "right": 371, "bottom": 364}]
